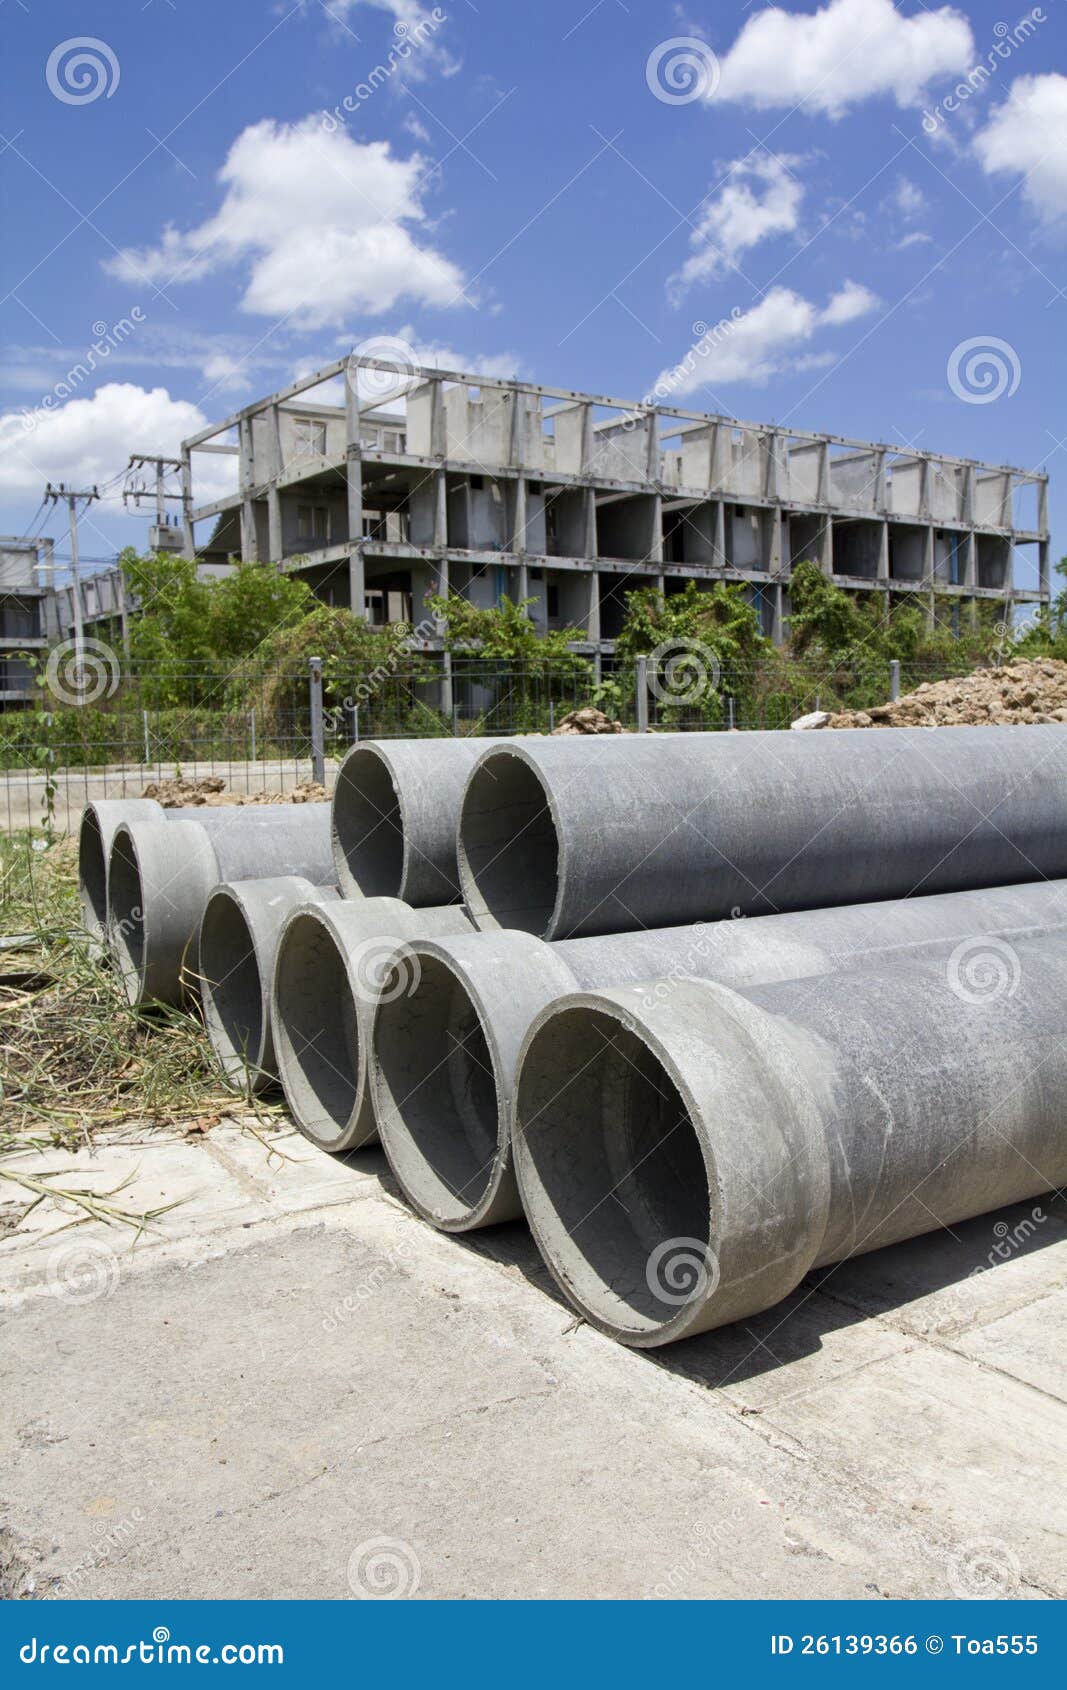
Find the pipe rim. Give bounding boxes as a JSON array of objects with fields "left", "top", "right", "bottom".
[
  {"left": 512, "top": 993, "right": 716, "bottom": 1346},
  {"left": 106, "top": 824, "right": 150, "bottom": 1004},
  {"left": 198, "top": 884, "right": 268, "bottom": 1091},
  {"left": 271, "top": 905, "right": 367, "bottom": 1150},
  {"left": 332, "top": 744, "right": 408, "bottom": 900},
  {"left": 457, "top": 745, "right": 563, "bottom": 937},
  {"left": 78, "top": 807, "right": 108, "bottom": 941},
  {"left": 370, "top": 941, "right": 507, "bottom": 1230}
]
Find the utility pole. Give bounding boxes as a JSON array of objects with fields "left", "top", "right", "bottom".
[
  {"left": 43, "top": 482, "right": 100, "bottom": 671},
  {"left": 123, "top": 454, "right": 183, "bottom": 549}
]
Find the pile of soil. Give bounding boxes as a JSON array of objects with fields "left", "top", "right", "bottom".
[
  {"left": 142, "top": 777, "right": 328, "bottom": 806},
  {"left": 551, "top": 707, "right": 624, "bottom": 735},
  {"left": 806, "top": 660, "right": 1067, "bottom": 729}
]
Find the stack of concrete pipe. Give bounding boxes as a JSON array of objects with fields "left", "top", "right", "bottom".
[{"left": 76, "top": 724, "right": 1067, "bottom": 1350}]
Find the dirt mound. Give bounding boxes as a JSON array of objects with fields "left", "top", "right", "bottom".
[
  {"left": 142, "top": 777, "right": 327, "bottom": 806},
  {"left": 552, "top": 706, "right": 624, "bottom": 735},
  {"left": 809, "top": 660, "right": 1067, "bottom": 729}
]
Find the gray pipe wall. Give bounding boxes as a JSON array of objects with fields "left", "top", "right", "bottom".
[
  {"left": 332, "top": 740, "right": 487, "bottom": 904},
  {"left": 78, "top": 799, "right": 206, "bottom": 945},
  {"left": 107, "top": 805, "right": 334, "bottom": 1007},
  {"left": 198, "top": 877, "right": 340, "bottom": 1094},
  {"left": 368, "top": 878, "right": 1067, "bottom": 1231},
  {"left": 457, "top": 725, "right": 1067, "bottom": 938},
  {"left": 512, "top": 930, "right": 1067, "bottom": 1347},
  {"left": 271, "top": 897, "right": 474, "bottom": 1154}
]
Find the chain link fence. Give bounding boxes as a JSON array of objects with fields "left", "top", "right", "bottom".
[{"left": 1, "top": 650, "right": 977, "bottom": 834}]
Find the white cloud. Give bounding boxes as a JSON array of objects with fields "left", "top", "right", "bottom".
[
  {"left": 671, "top": 155, "right": 804, "bottom": 296},
  {"left": 899, "top": 229, "right": 933, "bottom": 248},
  {"left": 201, "top": 353, "right": 253, "bottom": 396},
  {"left": 887, "top": 175, "right": 927, "bottom": 218},
  {"left": 655, "top": 281, "right": 880, "bottom": 392},
  {"left": 714, "top": 0, "right": 974, "bottom": 118},
  {"left": 0, "top": 384, "right": 233, "bottom": 501},
  {"left": 819, "top": 278, "right": 879, "bottom": 323},
  {"left": 105, "top": 117, "right": 466, "bottom": 330},
  {"left": 974, "top": 73, "right": 1067, "bottom": 226}
]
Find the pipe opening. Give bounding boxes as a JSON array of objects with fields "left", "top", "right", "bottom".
[
  {"left": 333, "top": 750, "right": 404, "bottom": 897},
  {"left": 516, "top": 1006, "right": 710, "bottom": 1336},
  {"left": 373, "top": 954, "right": 498, "bottom": 1224},
  {"left": 274, "top": 913, "right": 362, "bottom": 1146},
  {"left": 200, "top": 892, "right": 264, "bottom": 1085},
  {"left": 78, "top": 809, "right": 108, "bottom": 939},
  {"left": 107, "top": 831, "right": 146, "bottom": 993},
  {"left": 458, "top": 753, "right": 559, "bottom": 935}
]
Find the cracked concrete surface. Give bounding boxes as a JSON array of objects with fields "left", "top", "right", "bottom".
[{"left": 1, "top": 1122, "right": 1063, "bottom": 1599}]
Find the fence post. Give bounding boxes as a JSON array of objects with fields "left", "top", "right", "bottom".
[
  {"left": 635, "top": 655, "right": 649, "bottom": 733},
  {"left": 889, "top": 659, "right": 901, "bottom": 702},
  {"left": 352, "top": 703, "right": 360, "bottom": 745},
  {"left": 308, "top": 657, "right": 325, "bottom": 785},
  {"left": 249, "top": 708, "right": 256, "bottom": 763},
  {"left": 727, "top": 695, "right": 735, "bottom": 731},
  {"left": 548, "top": 700, "right": 555, "bottom": 733},
  {"left": 142, "top": 709, "right": 150, "bottom": 766}
]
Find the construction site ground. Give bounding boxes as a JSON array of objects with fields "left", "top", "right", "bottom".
[{"left": 2, "top": 1113, "right": 1065, "bottom": 1601}]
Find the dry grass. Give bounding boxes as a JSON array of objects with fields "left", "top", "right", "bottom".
[{"left": 0, "top": 831, "right": 283, "bottom": 1150}]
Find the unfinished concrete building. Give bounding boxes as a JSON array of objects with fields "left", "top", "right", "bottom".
[
  {"left": 1, "top": 536, "right": 54, "bottom": 704},
  {"left": 180, "top": 357, "right": 1050, "bottom": 662}
]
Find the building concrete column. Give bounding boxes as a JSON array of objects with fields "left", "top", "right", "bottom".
[
  {"left": 180, "top": 450, "right": 195, "bottom": 560},
  {"left": 512, "top": 475, "right": 528, "bottom": 555},
  {"left": 767, "top": 507, "right": 783, "bottom": 576},
  {"left": 238, "top": 416, "right": 257, "bottom": 562},
  {"left": 583, "top": 487, "right": 597, "bottom": 559},
  {"left": 713, "top": 501, "right": 726, "bottom": 567},
  {"left": 585, "top": 569, "right": 599, "bottom": 644},
  {"left": 267, "top": 405, "right": 284, "bottom": 563},
  {"left": 649, "top": 492, "right": 664, "bottom": 565},
  {"left": 877, "top": 518, "right": 890, "bottom": 583},
  {"left": 434, "top": 468, "right": 448, "bottom": 548}
]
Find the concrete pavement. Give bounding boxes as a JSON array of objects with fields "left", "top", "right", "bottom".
[{"left": 1, "top": 1120, "right": 1064, "bottom": 1600}]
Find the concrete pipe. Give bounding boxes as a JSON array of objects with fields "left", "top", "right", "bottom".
[
  {"left": 78, "top": 799, "right": 204, "bottom": 945},
  {"left": 369, "top": 879, "right": 1067, "bottom": 1231},
  {"left": 457, "top": 725, "right": 1067, "bottom": 938},
  {"left": 198, "top": 877, "right": 341, "bottom": 1094},
  {"left": 513, "top": 930, "right": 1067, "bottom": 1347},
  {"left": 271, "top": 897, "right": 474, "bottom": 1154},
  {"left": 107, "top": 805, "right": 334, "bottom": 1008},
  {"left": 331, "top": 739, "right": 487, "bottom": 904}
]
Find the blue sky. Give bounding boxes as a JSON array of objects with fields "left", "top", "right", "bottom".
[{"left": 2, "top": 0, "right": 1066, "bottom": 589}]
